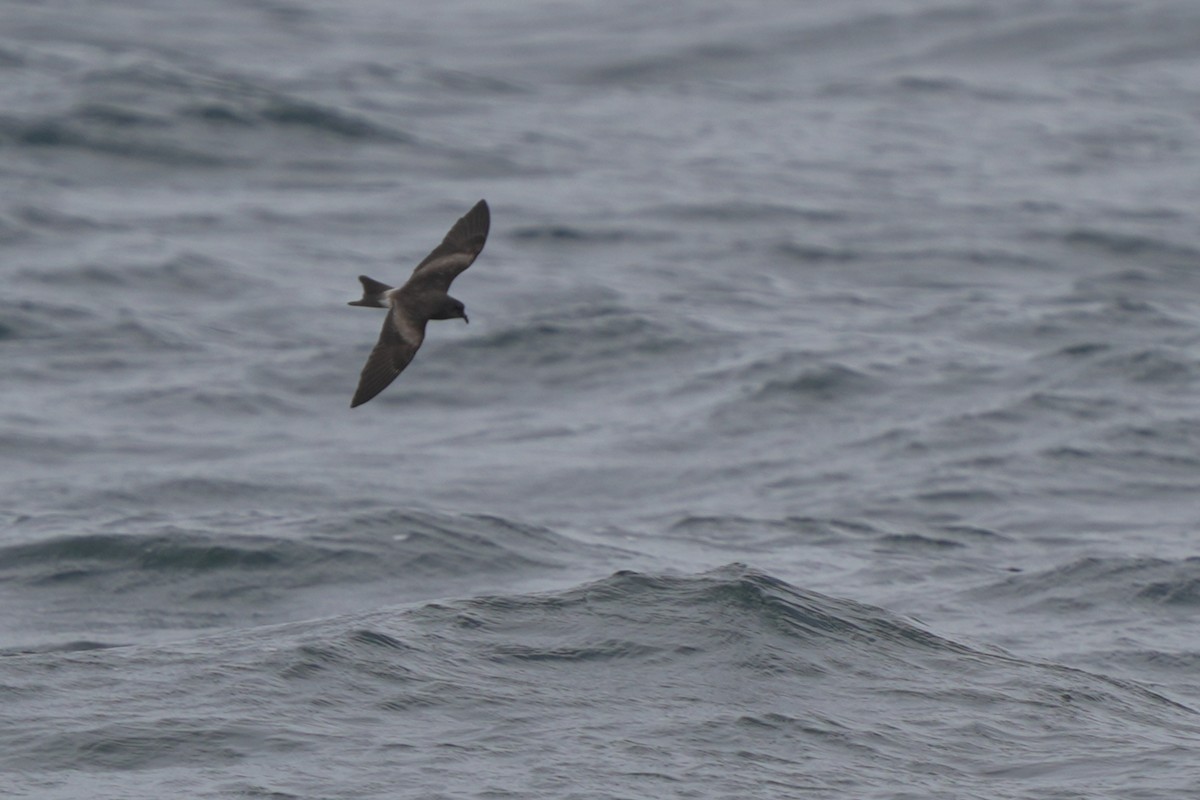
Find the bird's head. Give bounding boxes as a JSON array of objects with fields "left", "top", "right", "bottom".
[{"left": 433, "top": 296, "right": 469, "bottom": 324}]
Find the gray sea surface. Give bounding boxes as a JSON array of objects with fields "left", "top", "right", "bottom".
[{"left": 3, "top": 1, "right": 1200, "bottom": 797}]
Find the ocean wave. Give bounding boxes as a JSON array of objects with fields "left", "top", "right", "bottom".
[
  {"left": 1061, "top": 228, "right": 1200, "bottom": 264},
  {"left": 974, "top": 556, "right": 1200, "bottom": 609},
  {"left": 0, "top": 112, "right": 236, "bottom": 166},
  {"left": 10, "top": 204, "right": 120, "bottom": 233},
  {"left": 310, "top": 508, "right": 623, "bottom": 574},
  {"left": 412, "top": 566, "right": 971, "bottom": 662},
  {"left": 181, "top": 565, "right": 1200, "bottom": 727},
  {"left": 664, "top": 516, "right": 1011, "bottom": 553},
  {"left": 0, "top": 57, "right": 414, "bottom": 169},
  {"left": 1031, "top": 344, "right": 1200, "bottom": 392},
  {"left": 652, "top": 201, "right": 848, "bottom": 224},
  {"left": 81, "top": 62, "right": 413, "bottom": 145},
  {"left": 0, "top": 640, "right": 118, "bottom": 658},
  {"left": 0, "top": 299, "right": 67, "bottom": 342},
  {"left": 774, "top": 240, "right": 860, "bottom": 263},
  {"left": 820, "top": 72, "right": 1054, "bottom": 104},
  {"left": 18, "top": 251, "right": 253, "bottom": 299},
  {"left": 182, "top": 95, "right": 411, "bottom": 143},
  {"left": 702, "top": 351, "right": 883, "bottom": 422},
  {"left": 686, "top": 353, "right": 888, "bottom": 441},
  {"left": 1104, "top": 417, "right": 1200, "bottom": 452},
  {"left": 915, "top": 4, "right": 1200, "bottom": 68},
  {"left": 510, "top": 224, "right": 670, "bottom": 244},
  {"left": 438, "top": 302, "right": 710, "bottom": 389},
  {"left": 5, "top": 565, "right": 1198, "bottom": 795},
  {"left": 753, "top": 362, "right": 879, "bottom": 403},
  {"left": 1092, "top": 348, "right": 1200, "bottom": 386},
  {"left": 0, "top": 531, "right": 332, "bottom": 583},
  {"left": 0, "top": 510, "right": 612, "bottom": 594},
  {"left": 666, "top": 514, "right": 880, "bottom": 550}
]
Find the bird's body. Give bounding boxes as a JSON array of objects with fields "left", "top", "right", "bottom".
[{"left": 348, "top": 199, "right": 489, "bottom": 407}]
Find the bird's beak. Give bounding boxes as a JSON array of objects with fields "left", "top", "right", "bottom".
[{"left": 463, "top": 314, "right": 469, "bottom": 324}]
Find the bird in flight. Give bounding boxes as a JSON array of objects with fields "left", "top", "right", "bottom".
[{"left": 347, "top": 199, "right": 489, "bottom": 407}]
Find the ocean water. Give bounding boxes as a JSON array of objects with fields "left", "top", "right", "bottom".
[{"left": 3, "top": 0, "right": 1200, "bottom": 797}]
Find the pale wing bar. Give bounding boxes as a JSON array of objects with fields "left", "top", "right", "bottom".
[
  {"left": 407, "top": 199, "right": 490, "bottom": 293},
  {"left": 350, "top": 313, "right": 422, "bottom": 408}
]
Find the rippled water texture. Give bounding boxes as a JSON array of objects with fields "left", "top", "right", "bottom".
[{"left": 3, "top": 1, "right": 1200, "bottom": 797}]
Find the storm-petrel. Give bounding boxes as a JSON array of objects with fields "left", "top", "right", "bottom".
[{"left": 348, "top": 199, "right": 489, "bottom": 407}]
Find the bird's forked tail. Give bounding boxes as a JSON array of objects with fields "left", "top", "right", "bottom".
[{"left": 348, "top": 275, "right": 394, "bottom": 308}]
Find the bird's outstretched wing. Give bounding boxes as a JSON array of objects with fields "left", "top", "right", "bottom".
[
  {"left": 405, "top": 199, "right": 490, "bottom": 294},
  {"left": 351, "top": 309, "right": 424, "bottom": 408}
]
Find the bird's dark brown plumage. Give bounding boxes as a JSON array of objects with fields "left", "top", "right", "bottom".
[{"left": 349, "top": 199, "right": 489, "bottom": 408}]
